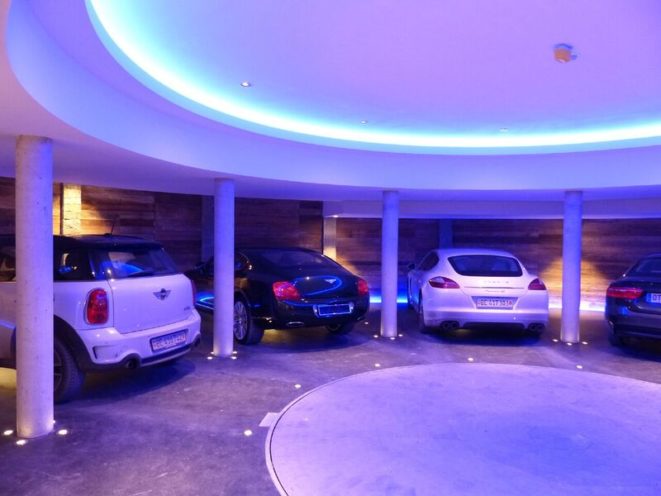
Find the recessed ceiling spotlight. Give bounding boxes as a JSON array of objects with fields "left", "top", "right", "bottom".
[
  {"left": 240, "top": 81, "right": 252, "bottom": 88},
  {"left": 499, "top": 128, "right": 509, "bottom": 133},
  {"left": 554, "top": 43, "right": 577, "bottom": 63},
  {"left": 360, "top": 120, "right": 368, "bottom": 125}
]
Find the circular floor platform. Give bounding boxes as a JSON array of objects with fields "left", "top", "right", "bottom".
[{"left": 266, "top": 363, "right": 661, "bottom": 496}]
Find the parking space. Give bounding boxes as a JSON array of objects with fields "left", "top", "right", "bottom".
[{"left": 1, "top": 308, "right": 660, "bottom": 495}]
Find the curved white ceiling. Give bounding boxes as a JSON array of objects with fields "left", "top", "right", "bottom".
[
  {"left": 87, "top": 0, "right": 661, "bottom": 154},
  {"left": 4, "top": 0, "right": 661, "bottom": 203}
]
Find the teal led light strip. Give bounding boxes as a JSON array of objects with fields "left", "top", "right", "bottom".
[{"left": 88, "top": 0, "right": 661, "bottom": 151}]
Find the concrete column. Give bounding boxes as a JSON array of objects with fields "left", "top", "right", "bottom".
[
  {"left": 381, "top": 191, "right": 399, "bottom": 338},
  {"left": 323, "top": 217, "right": 337, "bottom": 260},
  {"left": 561, "top": 190, "right": 583, "bottom": 343},
  {"left": 439, "top": 219, "right": 453, "bottom": 248},
  {"left": 213, "top": 179, "right": 235, "bottom": 357},
  {"left": 15, "top": 136, "right": 54, "bottom": 438},
  {"left": 60, "top": 184, "right": 82, "bottom": 235}
]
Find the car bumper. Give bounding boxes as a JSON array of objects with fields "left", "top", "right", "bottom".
[
  {"left": 422, "top": 289, "right": 548, "bottom": 329},
  {"left": 606, "top": 306, "right": 661, "bottom": 339},
  {"left": 425, "top": 307, "right": 549, "bottom": 328},
  {"left": 265, "top": 298, "right": 370, "bottom": 329},
  {"left": 77, "top": 311, "right": 202, "bottom": 370}
]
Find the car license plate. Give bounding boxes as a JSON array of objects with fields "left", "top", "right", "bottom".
[
  {"left": 649, "top": 293, "right": 661, "bottom": 304},
  {"left": 475, "top": 297, "right": 516, "bottom": 309},
  {"left": 315, "top": 303, "right": 354, "bottom": 317},
  {"left": 151, "top": 330, "right": 187, "bottom": 352}
]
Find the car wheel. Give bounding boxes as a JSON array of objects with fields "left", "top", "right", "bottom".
[
  {"left": 326, "top": 322, "right": 355, "bottom": 335},
  {"left": 608, "top": 325, "right": 626, "bottom": 347},
  {"left": 417, "top": 295, "right": 432, "bottom": 334},
  {"left": 233, "top": 299, "right": 264, "bottom": 345},
  {"left": 54, "top": 338, "right": 85, "bottom": 403}
]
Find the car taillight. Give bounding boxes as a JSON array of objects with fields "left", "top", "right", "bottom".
[
  {"left": 357, "top": 278, "right": 369, "bottom": 297},
  {"left": 429, "top": 276, "right": 460, "bottom": 289},
  {"left": 528, "top": 278, "right": 547, "bottom": 290},
  {"left": 606, "top": 285, "right": 643, "bottom": 300},
  {"left": 85, "top": 288, "right": 108, "bottom": 324},
  {"left": 273, "top": 281, "right": 302, "bottom": 301}
]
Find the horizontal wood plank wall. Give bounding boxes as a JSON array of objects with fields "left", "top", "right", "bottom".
[
  {"left": 0, "top": 178, "right": 14, "bottom": 234},
  {"left": 334, "top": 218, "right": 439, "bottom": 294},
  {"left": 453, "top": 219, "right": 661, "bottom": 307},
  {"left": 81, "top": 186, "right": 201, "bottom": 271},
  {"left": 235, "top": 199, "right": 322, "bottom": 251},
  {"left": 0, "top": 178, "right": 61, "bottom": 234}
]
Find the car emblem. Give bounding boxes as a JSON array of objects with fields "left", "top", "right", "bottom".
[
  {"left": 324, "top": 278, "right": 337, "bottom": 284},
  {"left": 154, "top": 288, "right": 171, "bottom": 300}
]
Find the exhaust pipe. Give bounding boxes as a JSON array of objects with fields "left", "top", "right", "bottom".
[
  {"left": 528, "top": 323, "right": 546, "bottom": 333},
  {"left": 124, "top": 358, "right": 139, "bottom": 369},
  {"left": 285, "top": 321, "right": 305, "bottom": 328},
  {"left": 440, "top": 320, "right": 460, "bottom": 332}
]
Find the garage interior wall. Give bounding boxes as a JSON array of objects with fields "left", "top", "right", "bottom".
[{"left": 1, "top": 178, "right": 660, "bottom": 308}]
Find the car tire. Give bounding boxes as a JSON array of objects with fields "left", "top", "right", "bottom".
[
  {"left": 326, "top": 322, "right": 355, "bottom": 335},
  {"left": 54, "top": 338, "right": 85, "bottom": 403},
  {"left": 417, "top": 295, "right": 432, "bottom": 334},
  {"left": 234, "top": 298, "right": 264, "bottom": 345},
  {"left": 608, "top": 326, "right": 626, "bottom": 347}
]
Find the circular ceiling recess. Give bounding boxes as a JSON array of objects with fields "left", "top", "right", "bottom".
[{"left": 87, "top": 0, "right": 661, "bottom": 155}]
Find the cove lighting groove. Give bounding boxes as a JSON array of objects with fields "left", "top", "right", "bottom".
[{"left": 87, "top": 2, "right": 661, "bottom": 152}]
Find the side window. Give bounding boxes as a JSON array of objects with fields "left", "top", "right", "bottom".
[
  {"left": 418, "top": 252, "right": 439, "bottom": 271},
  {"left": 0, "top": 245, "right": 16, "bottom": 282},
  {"left": 55, "top": 250, "right": 93, "bottom": 281}
]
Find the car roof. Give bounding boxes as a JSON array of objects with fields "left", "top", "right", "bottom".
[
  {"left": 0, "top": 234, "right": 162, "bottom": 250},
  {"left": 432, "top": 248, "right": 519, "bottom": 258}
]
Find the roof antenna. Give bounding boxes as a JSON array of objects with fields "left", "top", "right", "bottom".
[{"left": 107, "top": 216, "right": 120, "bottom": 236}]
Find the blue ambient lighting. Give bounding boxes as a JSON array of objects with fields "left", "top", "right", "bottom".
[
  {"left": 86, "top": 1, "right": 661, "bottom": 153},
  {"left": 369, "top": 294, "right": 409, "bottom": 305}
]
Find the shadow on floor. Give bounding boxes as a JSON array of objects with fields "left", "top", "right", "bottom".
[{"left": 80, "top": 358, "right": 197, "bottom": 403}]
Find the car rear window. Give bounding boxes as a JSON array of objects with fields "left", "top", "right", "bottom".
[
  {"left": 448, "top": 255, "right": 523, "bottom": 277},
  {"left": 627, "top": 257, "right": 661, "bottom": 276},
  {"left": 249, "top": 249, "right": 338, "bottom": 269},
  {"left": 91, "top": 246, "right": 178, "bottom": 280}
]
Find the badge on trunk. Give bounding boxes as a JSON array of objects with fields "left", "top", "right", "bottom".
[{"left": 154, "top": 288, "right": 171, "bottom": 300}]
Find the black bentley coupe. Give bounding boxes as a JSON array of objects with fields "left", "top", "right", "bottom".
[{"left": 187, "top": 247, "right": 370, "bottom": 344}]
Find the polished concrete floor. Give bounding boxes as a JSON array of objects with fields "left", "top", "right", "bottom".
[{"left": 1, "top": 308, "right": 661, "bottom": 496}]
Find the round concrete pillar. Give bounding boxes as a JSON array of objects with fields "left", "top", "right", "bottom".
[
  {"left": 213, "top": 179, "right": 235, "bottom": 357},
  {"left": 15, "top": 135, "right": 54, "bottom": 438},
  {"left": 381, "top": 191, "right": 399, "bottom": 338},
  {"left": 561, "top": 190, "right": 583, "bottom": 343}
]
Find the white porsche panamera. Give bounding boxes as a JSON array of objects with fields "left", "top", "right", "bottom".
[{"left": 407, "top": 248, "right": 549, "bottom": 334}]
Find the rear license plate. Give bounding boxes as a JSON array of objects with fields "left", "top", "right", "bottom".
[
  {"left": 315, "top": 303, "right": 354, "bottom": 317},
  {"left": 475, "top": 297, "right": 516, "bottom": 309},
  {"left": 649, "top": 293, "right": 661, "bottom": 303},
  {"left": 151, "top": 330, "right": 187, "bottom": 352}
]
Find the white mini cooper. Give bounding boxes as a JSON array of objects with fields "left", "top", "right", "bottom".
[{"left": 0, "top": 235, "right": 201, "bottom": 402}]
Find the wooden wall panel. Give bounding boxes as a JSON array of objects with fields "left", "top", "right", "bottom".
[
  {"left": 453, "top": 219, "right": 661, "bottom": 307},
  {"left": 0, "top": 178, "right": 62, "bottom": 235},
  {"left": 0, "top": 178, "right": 14, "bottom": 235},
  {"left": 234, "top": 199, "right": 322, "bottom": 251},
  {"left": 154, "top": 192, "right": 202, "bottom": 270},
  {"left": 335, "top": 218, "right": 439, "bottom": 293},
  {"left": 81, "top": 186, "right": 155, "bottom": 238}
]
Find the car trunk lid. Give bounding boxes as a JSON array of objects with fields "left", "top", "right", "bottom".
[{"left": 110, "top": 274, "right": 193, "bottom": 334}]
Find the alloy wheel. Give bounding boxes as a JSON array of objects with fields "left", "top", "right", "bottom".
[{"left": 234, "top": 300, "right": 248, "bottom": 340}]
